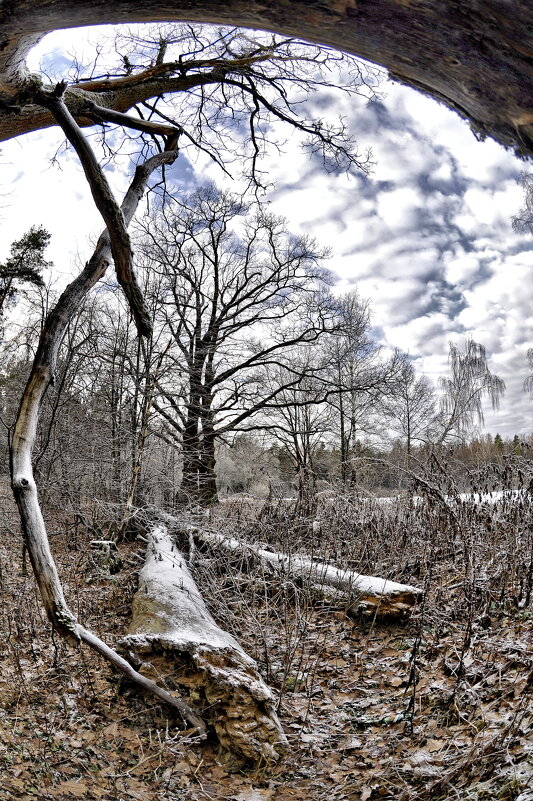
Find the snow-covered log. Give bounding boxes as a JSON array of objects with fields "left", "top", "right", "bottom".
[
  {"left": 122, "top": 526, "right": 287, "bottom": 763},
  {"left": 193, "top": 528, "right": 423, "bottom": 619}
]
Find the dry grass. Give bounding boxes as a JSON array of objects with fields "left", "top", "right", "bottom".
[{"left": 0, "top": 465, "right": 531, "bottom": 800}]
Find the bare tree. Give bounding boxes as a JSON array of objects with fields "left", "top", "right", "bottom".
[
  {"left": 139, "top": 186, "right": 338, "bottom": 504},
  {"left": 260, "top": 347, "right": 335, "bottom": 507},
  {"left": 324, "top": 291, "right": 399, "bottom": 483},
  {"left": 524, "top": 347, "right": 533, "bottom": 399},
  {"left": 258, "top": 293, "right": 400, "bottom": 500},
  {"left": 9, "top": 135, "right": 210, "bottom": 728},
  {"left": 381, "top": 355, "right": 436, "bottom": 456},
  {"left": 2, "top": 25, "right": 379, "bottom": 178},
  {"left": 435, "top": 339, "right": 505, "bottom": 445},
  {"left": 512, "top": 172, "right": 533, "bottom": 235},
  {"left": 2, "top": 23, "right": 383, "bottom": 512}
]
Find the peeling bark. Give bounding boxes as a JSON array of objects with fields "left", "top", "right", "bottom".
[{"left": 122, "top": 525, "right": 288, "bottom": 763}]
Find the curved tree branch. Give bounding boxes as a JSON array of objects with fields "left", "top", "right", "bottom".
[
  {"left": 1, "top": 2, "right": 533, "bottom": 157},
  {"left": 82, "top": 99, "right": 181, "bottom": 141},
  {"left": 36, "top": 83, "right": 164, "bottom": 338},
  {"left": 8, "top": 145, "right": 206, "bottom": 733}
]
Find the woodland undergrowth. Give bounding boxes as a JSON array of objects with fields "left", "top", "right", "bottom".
[{"left": 0, "top": 462, "right": 531, "bottom": 801}]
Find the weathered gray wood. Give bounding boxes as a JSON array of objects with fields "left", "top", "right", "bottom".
[
  {"left": 122, "top": 526, "right": 288, "bottom": 762},
  {"left": 152, "top": 510, "right": 423, "bottom": 618},
  {"left": 199, "top": 529, "right": 422, "bottom": 618},
  {"left": 9, "top": 145, "right": 206, "bottom": 733},
  {"left": 36, "top": 86, "right": 180, "bottom": 338}
]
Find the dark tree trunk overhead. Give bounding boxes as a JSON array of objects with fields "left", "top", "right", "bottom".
[{"left": 1, "top": 1, "right": 533, "bottom": 155}]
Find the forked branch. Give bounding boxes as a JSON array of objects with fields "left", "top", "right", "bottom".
[{"left": 82, "top": 100, "right": 182, "bottom": 147}]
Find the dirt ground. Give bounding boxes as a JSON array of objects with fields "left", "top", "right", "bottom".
[{"left": 0, "top": 500, "right": 532, "bottom": 801}]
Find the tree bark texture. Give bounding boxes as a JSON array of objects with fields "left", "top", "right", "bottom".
[
  {"left": 1, "top": 2, "right": 533, "bottom": 156},
  {"left": 122, "top": 525, "right": 288, "bottom": 762},
  {"left": 179, "top": 434, "right": 219, "bottom": 507}
]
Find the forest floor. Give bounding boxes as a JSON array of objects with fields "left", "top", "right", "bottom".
[{"left": 0, "top": 495, "right": 532, "bottom": 801}]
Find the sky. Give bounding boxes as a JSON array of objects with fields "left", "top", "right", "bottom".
[{"left": 1, "top": 24, "right": 533, "bottom": 439}]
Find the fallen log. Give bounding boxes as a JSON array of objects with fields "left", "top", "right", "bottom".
[
  {"left": 144, "top": 508, "right": 423, "bottom": 617},
  {"left": 190, "top": 526, "right": 423, "bottom": 619},
  {"left": 122, "top": 525, "right": 288, "bottom": 763}
]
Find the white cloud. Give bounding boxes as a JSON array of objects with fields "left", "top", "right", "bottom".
[
  {"left": 2, "top": 25, "right": 533, "bottom": 439},
  {"left": 375, "top": 187, "right": 421, "bottom": 229},
  {"left": 444, "top": 252, "right": 480, "bottom": 285}
]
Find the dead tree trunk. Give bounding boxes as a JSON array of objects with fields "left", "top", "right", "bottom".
[
  {"left": 2, "top": 2, "right": 533, "bottom": 157},
  {"left": 150, "top": 510, "right": 423, "bottom": 619},
  {"left": 122, "top": 525, "right": 288, "bottom": 763},
  {"left": 8, "top": 139, "right": 208, "bottom": 732},
  {"left": 117, "top": 340, "right": 171, "bottom": 540},
  {"left": 191, "top": 525, "right": 423, "bottom": 619}
]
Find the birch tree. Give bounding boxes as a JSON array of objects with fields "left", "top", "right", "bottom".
[
  {"left": 524, "top": 348, "right": 533, "bottom": 400},
  {"left": 512, "top": 173, "right": 533, "bottom": 236},
  {"left": 324, "top": 291, "right": 399, "bottom": 482},
  {"left": 436, "top": 339, "right": 505, "bottom": 445},
  {"left": 381, "top": 355, "right": 436, "bottom": 456}
]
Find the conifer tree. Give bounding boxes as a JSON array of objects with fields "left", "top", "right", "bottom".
[{"left": 0, "top": 226, "right": 49, "bottom": 329}]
